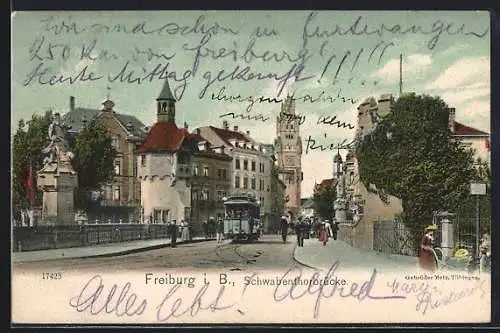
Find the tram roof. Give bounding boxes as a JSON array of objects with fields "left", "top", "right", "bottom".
[{"left": 224, "top": 199, "right": 259, "bottom": 206}]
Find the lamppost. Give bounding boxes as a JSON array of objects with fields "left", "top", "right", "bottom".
[{"left": 470, "top": 182, "right": 486, "bottom": 258}]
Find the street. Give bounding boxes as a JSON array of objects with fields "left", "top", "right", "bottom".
[{"left": 13, "top": 235, "right": 300, "bottom": 273}]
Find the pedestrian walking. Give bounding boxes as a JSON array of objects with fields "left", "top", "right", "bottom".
[
  {"left": 216, "top": 218, "right": 224, "bottom": 243},
  {"left": 280, "top": 216, "right": 289, "bottom": 243},
  {"left": 331, "top": 219, "right": 339, "bottom": 240},
  {"left": 169, "top": 220, "right": 178, "bottom": 248},
  {"left": 318, "top": 221, "right": 329, "bottom": 246},
  {"left": 419, "top": 224, "right": 437, "bottom": 272},
  {"left": 295, "top": 219, "right": 306, "bottom": 247},
  {"left": 203, "top": 220, "right": 209, "bottom": 239},
  {"left": 324, "top": 220, "right": 333, "bottom": 238}
]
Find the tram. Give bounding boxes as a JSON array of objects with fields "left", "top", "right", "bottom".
[{"left": 222, "top": 192, "right": 261, "bottom": 242}]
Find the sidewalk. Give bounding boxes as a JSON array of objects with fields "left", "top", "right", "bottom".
[
  {"left": 12, "top": 237, "right": 213, "bottom": 263},
  {"left": 294, "top": 238, "right": 418, "bottom": 273}
]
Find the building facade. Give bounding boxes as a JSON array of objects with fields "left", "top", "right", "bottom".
[
  {"left": 197, "top": 122, "right": 275, "bottom": 229},
  {"left": 136, "top": 79, "right": 199, "bottom": 224},
  {"left": 274, "top": 96, "right": 303, "bottom": 218},
  {"left": 190, "top": 131, "right": 232, "bottom": 234},
  {"left": 448, "top": 108, "right": 490, "bottom": 164},
  {"left": 63, "top": 96, "right": 146, "bottom": 222}
]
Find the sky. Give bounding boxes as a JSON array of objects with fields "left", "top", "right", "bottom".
[{"left": 11, "top": 10, "right": 490, "bottom": 198}]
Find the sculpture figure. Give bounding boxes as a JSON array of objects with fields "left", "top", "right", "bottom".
[{"left": 41, "top": 113, "right": 73, "bottom": 166}]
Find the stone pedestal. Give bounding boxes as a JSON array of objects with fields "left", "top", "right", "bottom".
[
  {"left": 440, "top": 217, "right": 454, "bottom": 260},
  {"left": 37, "top": 163, "right": 78, "bottom": 225}
]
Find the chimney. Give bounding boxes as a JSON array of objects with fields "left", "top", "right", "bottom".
[
  {"left": 246, "top": 130, "right": 250, "bottom": 136},
  {"left": 196, "top": 128, "right": 201, "bottom": 135},
  {"left": 221, "top": 146, "right": 225, "bottom": 154},
  {"left": 184, "top": 121, "right": 188, "bottom": 130},
  {"left": 233, "top": 125, "right": 239, "bottom": 132},
  {"left": 70, "top": 96, "right": 75, "bottom": 111},
  {"left": 448, "top": 108, "right": 456, "bottom": 132},
  {"left": 223, "top": 120, "right": 229, "bottom": 130}
]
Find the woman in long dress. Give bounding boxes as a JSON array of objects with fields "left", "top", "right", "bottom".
[
  {"left": 419, "top": 224, "right": 437, "bottom": 272},
  {"left": 318, "top": 221, "right": 328, "bottom": 246}
]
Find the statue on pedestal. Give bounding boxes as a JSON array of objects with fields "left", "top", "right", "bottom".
[
  {"left": 40, "top": 113, "right": 75, "bottom": 171},
  {"left": 37, "top": 112, "right": 78, "bottom": 225}
]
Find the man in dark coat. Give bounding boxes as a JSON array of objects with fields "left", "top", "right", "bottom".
[
  {"left": 168, "top": 220, "right": 178, "bottom": 248},
  {"left": 295, "top": 219, "right": 306, "bottom": 247},
  {"left": 331, "top": 219, "right": 339, "bottom": 240},
  {"left": 280, "top": 217, "right": 289, "bottom": 243}
]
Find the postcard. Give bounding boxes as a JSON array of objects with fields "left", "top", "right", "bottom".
[{"left": 11, "top": 10, "right": 491, "bottom": 325}]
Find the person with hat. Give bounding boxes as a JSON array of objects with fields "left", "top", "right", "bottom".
[
  {"left": 419, "top": 224, "right": 438, "bottom": 272},
  {"left": 318, "top": 220, "right": 329, "bottom": 246}
]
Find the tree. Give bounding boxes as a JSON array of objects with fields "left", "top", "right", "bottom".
[
  {"left": 71, "top": 120, "right": 117, "bottom": 210},
  {"left": 313, "top": 181, "right": 336, "bottom": 220},
  {"left": 12, "top": 112, "right": 116, "bottom": 211},
  {"left": 355, "top": 93, "right": 478, "bottom": 249},
  {"left": 12, "top": 111, "right": 54, "bottom": 208}
]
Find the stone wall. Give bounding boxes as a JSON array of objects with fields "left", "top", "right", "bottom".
[{"left": 338, "top": 223, "right": 354, "bottom": 246}]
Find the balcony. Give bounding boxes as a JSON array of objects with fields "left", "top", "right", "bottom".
[{"left": 100, "top": 199, "right": 140, "bottom": 208}]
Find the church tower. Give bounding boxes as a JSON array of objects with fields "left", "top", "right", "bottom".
[
  {"left": 156, "top": 78, "right": 176, "bottom": 123},
  {"left": 274, "top": 96, "right": 303, "bottom": 218}
]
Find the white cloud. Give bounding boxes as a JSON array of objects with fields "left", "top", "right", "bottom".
[
  {"left": 456, "top": 99, "right": 490, "bottom": 133},
  {"left": 373, "top": 53, "right": 432, "bottom": 82},
  {"left": 426, "top": 56, "right": 490, "bottom": 91}
]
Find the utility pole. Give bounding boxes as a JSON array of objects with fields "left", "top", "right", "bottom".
[{"left": 399, "top": 53, "right": 403, "bottom": 97}]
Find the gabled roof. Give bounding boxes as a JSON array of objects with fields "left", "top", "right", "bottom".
[
  {"left": 315, "top": 178, "right": 336, "bottom": 192},
  {"left": 453, "top": 121, "right": 489, "bottom": 136},
  {"left": 209, "top": 126, "right": 252, "bottom": 147},
  {"left": 136, "top": 122, "right": 198, "bottom": 153},
  {"left": 63, "top": 107, "right": 147, "bottom": 138}
]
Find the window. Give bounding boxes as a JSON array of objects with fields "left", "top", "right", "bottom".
[
  {"left": 203, "top": 166, "right": 209, "bottom": 177},
  {"left": 216, "top": 190, "right": 227, "bottom": 201},
  {"left": 222, "top": 169, "right": 227, "bottom": 180},
  {"left": 251, "top": 178, "right": 256, "bottom": 190},
  {"left": 217, "top": 169, "right": 222, "bottom": 180},
  {"left": 243, "top": 159, "right": 248, "bottom": 170},
  {"left": 113, "top": 185, "right": 121, "bottom": 201},
  {"left": 243, "top": 177, "right": 248, "bottom": 189},
  {"left": 259, "top": 179, "right": 264, "bottom": 191},
  {"left": 111, "top": 136, "right": 118, "bottom": 149},
  {"left": 251, "top": 161, "right": 256, "bottom": 171},
  {"left": 235, "top": 159, "right": 240, "bottom": 170},
  {"left": 259, "top": 163, "right": 264, "bottom": 172},
  {"left": 261, "top": 163, "right": 265, "bottom": 173},
  {"left": 201, "top": 189, "right": 209, "bottom": 201},
  {"left": 193, "top": 165, "right": 199, "bottom": 176},
  {"left": 114, "top": 159, "right": 121, "bottom": 175},
  {"left": 140, "top": 154, "right": 146, "bottom": 167},
  {"left": 235, "top": 176, "right": 240, "bottom": 188}
]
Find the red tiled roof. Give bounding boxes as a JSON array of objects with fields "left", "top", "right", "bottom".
[
  {"left": 136, "top": 122, "right": 196, "bottom": 153},
  {"left": 209, "top": 126, "right": 251, "bottom": 147},
  {"left": 453, "top": 122, "right": 489, "bottom": 136}
]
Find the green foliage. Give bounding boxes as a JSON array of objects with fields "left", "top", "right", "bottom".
[
  {"left": 12, "top": 111, "right": 53, "bottom": 208},
  {"left": 313, "top": 182, "right": 336, "bottom": 220},
  {"left": 71, "top": 120, "right": 117, "bottom": 209},
  {"left": 356, "top": 93, "right": 479, "bottom": 248},
  {"left": 12, "top": 113, "right": 116, "bottom": 211}
]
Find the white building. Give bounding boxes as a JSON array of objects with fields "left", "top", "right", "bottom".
[
  {"left": 136, "top": 79, "right": 199, "bottom": 224},
  {"left": 197, "top": 121, "right": 274, "bottom": 227},
  {"left": 448, "top": 108, "right": 490, "bottom": 165}
]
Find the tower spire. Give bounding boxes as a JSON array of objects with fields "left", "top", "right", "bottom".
[{"left": 156, "top": 78, "right": 177, "bottom": 123}]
